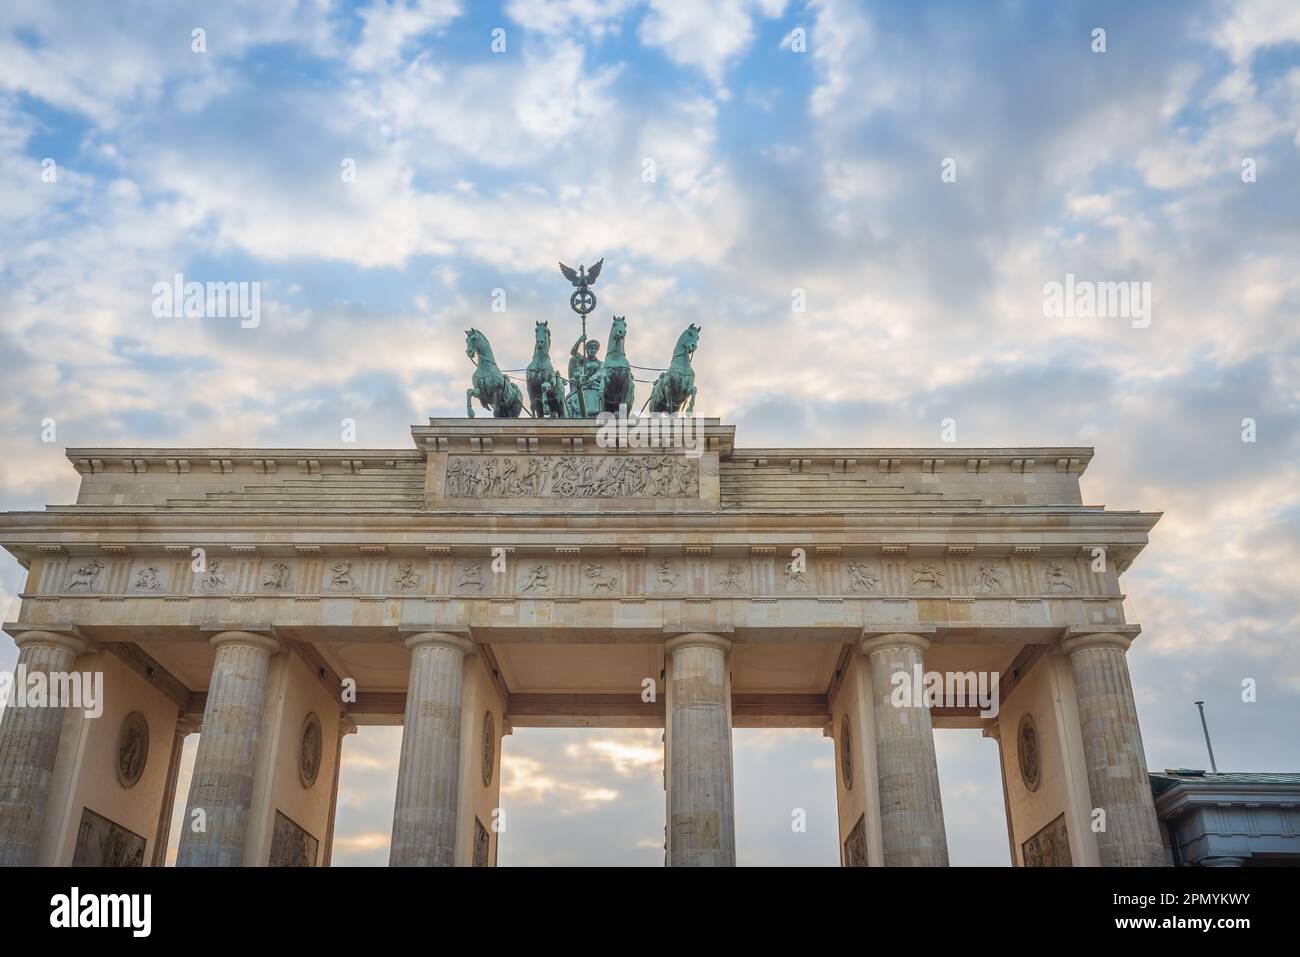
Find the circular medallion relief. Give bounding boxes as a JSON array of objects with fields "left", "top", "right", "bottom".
[
  {"left": 482, "top": 712, "right": 496, "bottom": 787},
  {"left": 840, "top": 715, "right": 853, "bottom": 789},
  {"left": 116, "top": 711, "right": 149, "bottom": 789},
  {"left": 1017, "top": 713, "right": 1041, "bottom": 792},
  {"left": 299, "top": 712, "right": 323, "bottom": 788}
]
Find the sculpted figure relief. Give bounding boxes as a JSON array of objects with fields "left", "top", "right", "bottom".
[
  {"left": 198, "top": 560, "right": 229, "bottom": 593},
  {"left": 457, "top": 562, "right": 483, "bottom": 591},
  {"left": 393, "top": 561, "right": 422, "bottom": 591},
  {"left": 116, "top": 713, "right": 149, "bottom": 789},
  {"left": 446, "top": 455, "right": 698, "bottom": 499},
  {"left": 717, "top": 562, "right": 745, "bottom": 590},
  {"left": 656, "top": 560, "right": 680, "bottom": 589},
  {"left": 300, "top": 713, "right": 322, "bottom": 788},
  {"left": 328, "top": 561, "right": 357, "bottom": 592},
  {"left": 521, "top": 563, "right": 552, "bottom": 592},
  {"left": 584, "top": 563, "right": 618, "bottom": 593},
  {"left": 911, "top": 561, "right": 944, "bottom": 591},
  {"left": 783, "top": 559, "right": 809, "bottom": 590},
  {"left": 65, "top": 559, "right": 105, "bottom": 592},
  {"left": 846, "top": 561, "right": 880, "bottom": 592},
  {"left": 975, "top": 562, "right": 1005, "bottom": 594},
  {"left": 263, "top": 561, "right": 292, "bottom": 591},
  {"left": 133, "top": 565, "right": 162, "bottom": 591},
  {"left": 1044, "top": 561, "right": 1076, "bottom": 593}
]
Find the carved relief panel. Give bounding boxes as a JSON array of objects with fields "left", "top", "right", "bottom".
[
  {"left": 72, "top": 808, "right": 146, "bottom": 867},
  {"left": 1022, "top": 814, "right": 1071, "bottom": 867},
  {"left": 269, "top": 810, "right": 319, "bottom": 867},
  {"left": 445, "top": 454, "right": 699, "bottom": 499}
]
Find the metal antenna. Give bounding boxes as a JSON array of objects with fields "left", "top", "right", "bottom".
[{"left": 1194, "top": 700, "right": 1218, "bottom": 773}]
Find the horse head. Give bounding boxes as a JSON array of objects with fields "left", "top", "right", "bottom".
[
  {"left": 677, "top": 323, "right": 700, "bottom": 358},
  {"left": 534, "top": 320, "right": 550, "bottom": 350},
  {"left": 608, "top": 315, "right": 627, "bottom": 353}
]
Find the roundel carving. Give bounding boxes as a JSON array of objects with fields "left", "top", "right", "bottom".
[
  {"left": 1017, "top": 713, "right": 1041, "bottom": 792},
  {"left": 116, "top": 712, "right": 149, "bottom": 789},
  {"left": 482, "top": 712, "right": 496, "bottom": 787},
  {"left": 840, "top": 714, "right": 853, "bottom": 789},
  {"left": 299, "top": 712, "right": 323, "bottom": 788}
]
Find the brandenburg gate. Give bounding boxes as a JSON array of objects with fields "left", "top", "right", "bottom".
[{"left": 0, "top": 416, "right": 1168, "bottom": 867}]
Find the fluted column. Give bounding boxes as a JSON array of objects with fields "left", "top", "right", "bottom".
[
  {"left": 665, "top": 633, "right": 735, "bottom": 867},
  {"left": 389, "top": 632, "right": 472, "bottom": 867},
  {"left": 176, "top": 631, "right": 280, "bottom": 867},
  {"left": 1061, "top": 631, "right": 1165, "bottom": 867},
  {"left": 0, "top": 631, "right": 88, "bottom": 866},
  {"left": 861, "top": 633, "right": 949, "bottom": 866}
]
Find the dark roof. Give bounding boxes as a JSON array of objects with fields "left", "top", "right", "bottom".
[{"left": 1150, "top": 769, "right": 1300, "bottom": 796}]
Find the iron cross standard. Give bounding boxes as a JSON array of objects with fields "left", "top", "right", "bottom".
[{"left": 558, "top": 257, "right": 603, "bottom": 338}]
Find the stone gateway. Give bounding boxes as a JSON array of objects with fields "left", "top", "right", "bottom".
[{"left": 0, "top": 417, "right": 1169, "bottom": 866}]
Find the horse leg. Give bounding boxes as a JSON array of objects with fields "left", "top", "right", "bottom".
[
  {"left": 685, "top": 384, "right": 696, "bottom": 414},
  {"left": 466, "top": 387, "right": 479, "bottom": 418}
]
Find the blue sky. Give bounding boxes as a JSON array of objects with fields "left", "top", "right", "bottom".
[{"left": 2, "top": 0, "right": 1299, "bottom": 865}]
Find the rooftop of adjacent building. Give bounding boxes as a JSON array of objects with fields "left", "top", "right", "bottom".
[{"left": 1151, "top": 769, "right": 1300, "bottom": 792}]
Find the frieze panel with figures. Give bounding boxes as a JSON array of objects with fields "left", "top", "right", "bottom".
[
  {"left": 29, "top": 553, "right": 1120, "bottom": 603},
  {"left": 444, "top": 454, "right": 699, "bottom": 499}
]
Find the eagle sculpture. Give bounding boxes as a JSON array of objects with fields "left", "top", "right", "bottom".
[{"left": 559, "top": 258, "right": 603, "bottom": 288}]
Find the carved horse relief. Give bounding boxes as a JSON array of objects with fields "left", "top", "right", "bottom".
[
  {"left": 466, "top": 327, "right": 523, "bottom": 418},
  {"left": 649, "top": 323, "right": 699, "bottom": 414}
]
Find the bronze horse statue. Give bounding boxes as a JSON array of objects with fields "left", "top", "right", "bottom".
[
  {"left": 525, "top": 320, "right": 567, "bottom": 418},
  {"left": 465, "top": 328, "right": 523, "bottom": 417},
  {"left": 600, "top": 315, "right": 634, "bottom": 414},
  {"left": 648, "top": 323, "right": 700, "bottom": 414}
]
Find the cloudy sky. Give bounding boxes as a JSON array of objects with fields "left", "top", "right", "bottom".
[{"left": 2, "top": 0, "right": 1299, "bottom": 866}]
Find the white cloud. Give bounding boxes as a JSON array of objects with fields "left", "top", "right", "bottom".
[
  {"left": 638, "top": 0, "right": 787, "bottom": 86},
  {"left": 349, "top": 0, "right": 462, "bottom": 71},
  {"left": 506, "top": 0, "right": 635, "bottom": 38}
]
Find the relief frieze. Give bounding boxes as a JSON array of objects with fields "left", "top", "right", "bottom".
[
  {"left": 35, "top": 553, "right": 1117, "bottom": 603},
  {"left": 445, "top": 454, "right": 699, "bottom": 499}
]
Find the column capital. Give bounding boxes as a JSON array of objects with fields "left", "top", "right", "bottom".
[
  {"left": 338, "top": 713, "right": 359, "bottom": 738},
  {"left": 208, "top": 630, "right": 281, "bottom": 655},
  {"left": 175, "top": 713, "right": 203, "bottom": 736},
  {"left": 981, "top": 720, "right": 1002, "bottom": 742},
  {"left": 860, "top": 631, "right": 932, "bottom": 657},
  {"left": 403, "top": 631, "right": 473, "bottom": 655},
  {"left": 664, "top": 632, "right": 732, "bottom": 655},
  {"left": 1060, "top": 628, "right": 1137, "bottom": 657},
  {"left": 862, "top": 623, "right": 935, "bottom": 637},
  {"left": 12, "top": 629, "right": 90, "bottom": 657}
]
